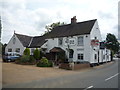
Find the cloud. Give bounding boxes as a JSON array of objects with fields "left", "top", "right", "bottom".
[{"left": 1, "top": 0, "right": 119, "bottom": 44}]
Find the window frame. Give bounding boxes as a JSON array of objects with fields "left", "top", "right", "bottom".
[
  {"left": 15, "top": 48, "right": 20, "bottom": 53},
  {"left": 78, "top": 53, "right": 84, "bottom": 60},
  {"left": 77, "top": 36, "right": 84, "bottom": 46},
  {"left": 58, "top": 38, "right": 63, "bottom": 46},
  {"left": 8, "top": 48, "right": 12, "bottom": 52}
]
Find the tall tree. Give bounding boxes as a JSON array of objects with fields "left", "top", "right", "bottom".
[
  {"left": 105, "top": 33, "right": 119, "bottom": 54},
  {"left": 44, "top": 22, "right": 66, "bottom": 34}
]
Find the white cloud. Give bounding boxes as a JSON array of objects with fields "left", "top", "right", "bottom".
[{"left": 1, "top": 0, "right": 119, "bottom": 43}]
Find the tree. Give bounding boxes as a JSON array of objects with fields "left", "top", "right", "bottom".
[
  {"left": 0, "top": 16, "right": 2, "bottom": 42},
  {"left": 33, "top": 48, "right": 40, "bottom": 60},
  {"left": 23, "top": 48, "right": 30, "bottom": 56},
  {"left": 105, "top": 33, "right": 119, "bottom": 55},
  {"left": 44, "top": 22, "right": 66, "bottom": 34}
]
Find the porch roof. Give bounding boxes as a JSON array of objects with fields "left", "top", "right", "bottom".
[{"left": 50, "top": 47, "right": 65, "bottom": 53}]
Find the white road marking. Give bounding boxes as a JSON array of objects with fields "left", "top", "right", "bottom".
[
  {"left": 105, "top": 73, "right": 119, "bottom": 81},
  {"left": 84, "top": 85, "right": 93, "bottom": 90}
]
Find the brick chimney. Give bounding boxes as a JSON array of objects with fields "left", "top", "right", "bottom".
[{"left": 71, "top": 16, "right": 77, "bottom": 24}]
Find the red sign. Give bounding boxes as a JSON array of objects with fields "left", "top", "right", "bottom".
[{"left": 91, "top": 39, "right": 99, "bottom": 46}]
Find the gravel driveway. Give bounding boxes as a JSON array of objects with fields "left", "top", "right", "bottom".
[{"left": 2, "top": 62, "right": 79, "bottom": 86}]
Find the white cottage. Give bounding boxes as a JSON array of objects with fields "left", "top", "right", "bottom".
[{"left": 5, "top": 16, "right": 111, "bottom": 65}]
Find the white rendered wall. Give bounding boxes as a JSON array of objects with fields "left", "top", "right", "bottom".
[{"left": 5, "top": 34, "right": 25, "bottom": 55}]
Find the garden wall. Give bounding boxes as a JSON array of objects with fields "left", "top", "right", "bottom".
[{"left": 59, "top": 63, "right": 90, "bottom": 70}]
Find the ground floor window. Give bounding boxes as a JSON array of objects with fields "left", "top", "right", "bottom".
[
  {"left": 69, "top": 49, "right": 74, "bottom": 58},
  {"left": 16, "top": 48, "right": 20, "bottom": 53},
  {"left": 78, "top": 53, "right": 84, "bottom": 60},
  {"left": 31, "top": 48, "right": 35, "bottom": 55},
  {"left": 95, "top": 54, "right": 97, "bottom": 60},
  {"left": 8, "top": 48, "right": 12, "bottom": 52}
]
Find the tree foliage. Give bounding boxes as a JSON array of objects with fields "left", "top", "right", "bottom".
[
  {"left": 44, "top": 22, "right": 66, "bottom": 35},
  {"left": 33, "top": 48, "right": 40, "bottom": 60},
  {"left": 0, "top": 16, "right": 1, "bottom": 42},
  {"left": 105, "top": 33, "right": 119, "bottom": 54},
  {"left": 23, "top": 48, "right": 30, "bottom": 56}
]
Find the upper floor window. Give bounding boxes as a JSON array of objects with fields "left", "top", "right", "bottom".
[
  {"left": 15, "top": 48, "right": 20, "bottom": 53},
  {"left": 58, "top": 38, "right": 63, "bottom": 46},
  {"left": 8, "top": 48, "right": 12, "bottom": 52},
  {"left": 78, "top": 36, "right": 84, "bottom": 46},
  {"left": 69, "top": 39, "right": 75, "bottom": 45}
]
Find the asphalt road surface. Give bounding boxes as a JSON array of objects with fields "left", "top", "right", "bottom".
[{"left": 3, "top": 58, "right": 119, "bottom": 89}]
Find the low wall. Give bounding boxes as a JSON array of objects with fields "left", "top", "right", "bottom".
[
  {"left": 59, "top": 63, "right": 71, "bottom": 70},
  {"left": 59, "top": 63, "right": 90, "bottom": 70},
  {"left": 74, "top": 63, "right": 90, "bottom": 70}
]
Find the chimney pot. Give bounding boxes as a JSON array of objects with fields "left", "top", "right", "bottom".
[{"left": 71, "top": 16, "right": 77, "bottom": 24}]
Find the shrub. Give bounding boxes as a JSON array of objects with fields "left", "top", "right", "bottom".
[
  {"left": 36, "top": 57, "right": 53, "bottom": 67},
  {"left": 23, "top": 48, "right": 30, "bottom": 56},
  {"left": 48, "top": 60, "right": 53, "bottom": 67},
  {"left": 29, "top": 55, "right": 36, "bottom": 63},
  {"left": 20, "top": 55, "right": 30, "bottom": 63},
  {"left": 15, "top": 55, "right": 36, "bottom": 65},
  {"left": 33, "top": 48, "right": 40, "bottom": 60}
]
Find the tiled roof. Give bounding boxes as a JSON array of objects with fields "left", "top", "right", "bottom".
[
  {"left": 28, "top": 36, "right": 47, "bottom": 48},
  {"left": 15, "top": 33, "right": 32, "bottom": 47},
  {"left": 15, "top": 19, "right": 97, "bottom": 48},
  {"left": 46, "top": 19, "right": 97, "bottom": 38}
]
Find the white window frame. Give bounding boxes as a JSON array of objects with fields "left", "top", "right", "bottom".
[
  {"left": 78, "top": 36, "right": 84, "bottom": 46},
  {"left": 8, "top": 48, "right": 12, "bottom": 52},
  {"left": 78, "top": 53, "right": 84, "bottom": 60},
  {"left": 15, "top": 48, "right": 20, "bottom": 53},
  {"left": 58, "top": 38, "right": 63, "bottom": 46}
]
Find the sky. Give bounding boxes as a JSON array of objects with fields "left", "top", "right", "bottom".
[{"left": 0, "top": 0, "right": 119, "bottom": 44}]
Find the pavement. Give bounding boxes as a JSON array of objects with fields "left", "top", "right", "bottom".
[{"left": 2, "top": 58, "right": 119, "bottom": 89}]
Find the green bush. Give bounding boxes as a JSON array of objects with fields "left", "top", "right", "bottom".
[
  {"left": 33, "top": 48, "right": 40, "bottom": 60},
  {"left": 29, "top": 55, "right": 36, "bottom": 63},
  {"left": 48, "top": 60, "right": 53, "bottom": 67},
  {"left": 20, "top": 55, "right": 30, "bottom": 63},
  {"left": 23, "top": 48, "right": 30, "bottom": 56},
  {"left": 37, "top": 57, "right": 53, "bottom": 67},
  {"left": 15, "top": 55, "right": 36, "bottom": 65}
]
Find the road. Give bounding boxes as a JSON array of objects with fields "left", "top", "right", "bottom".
[{"left": 3, "top": 58, "right": 119, "bottom": 89}]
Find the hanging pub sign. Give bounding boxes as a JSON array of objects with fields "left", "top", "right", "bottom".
[
  {"left": 100, "top": 42, "right": 105, "bottom": 49},
  {"left": 91, "top": 39, "right": 99, "bottom": 46}
]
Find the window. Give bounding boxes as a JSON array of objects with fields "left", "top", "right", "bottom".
[
  {"left": 78, "top": 36, "right": 83, "bottom": 46},
  {"left": 58, "top": 38, "right": 63, "bottom": 46},
  {"left": 31, "top": 48, "right": 35, "bottom": 55},
  {"left": 69, "top": 49, "right": 74, "bottom": 58},
  {"left": 78, "top": 53, "right": 84, "bottom": 60},
  {"left": 15, "top": 48, "right": 20, "bottom": 53},
  {"left": 69, "top": 40, "right": 74, "bottom": 45},
  {"left": 95, "top": 54, "right": 97, "bottom": 60},
  {"left": 8, "top": 48, "right": 12, "bottom": 52}
]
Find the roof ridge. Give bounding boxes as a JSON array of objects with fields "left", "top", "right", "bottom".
[
  {"left": 55, "top": 19, "right": 97, "bottom": 28},
  {"left": 15, "top": 33, "right": 33, "bottom": 37}
]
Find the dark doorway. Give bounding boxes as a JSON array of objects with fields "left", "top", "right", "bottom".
[{"left": 98, "top": 51, "right": 99, "bottom": 64}]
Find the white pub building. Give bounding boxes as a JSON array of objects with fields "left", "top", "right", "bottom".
[{"left": 5, "top": 16, "right": 111, "bottom": 65}]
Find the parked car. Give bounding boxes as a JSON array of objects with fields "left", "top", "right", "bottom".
[{"left": 3, "top": 52, "right": 21, "bottom": 62}]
